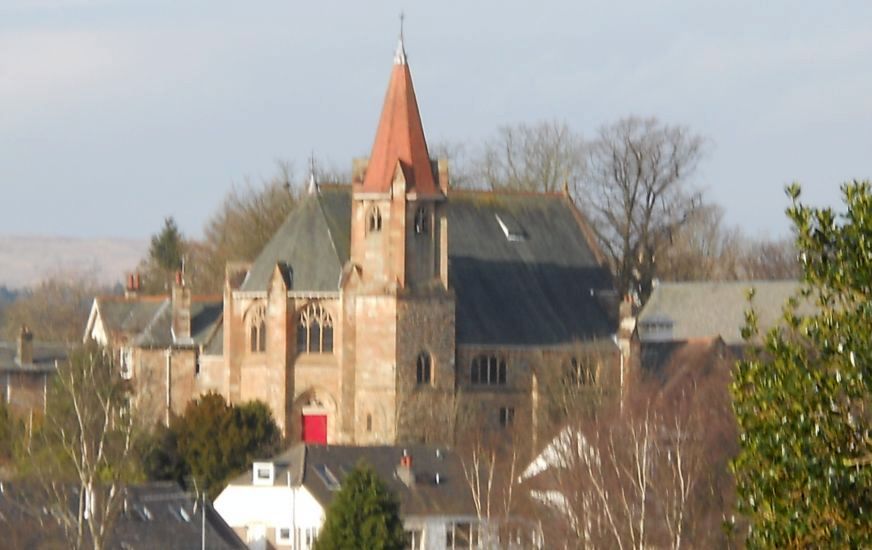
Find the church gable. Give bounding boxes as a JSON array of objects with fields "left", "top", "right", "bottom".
[{"left": 240, "top": 188, "right": 349, "bottom": 292}]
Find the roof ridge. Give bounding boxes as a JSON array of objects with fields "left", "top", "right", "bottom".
[{"left": 450, "top": 187, "right": 567, "bottom": 198}]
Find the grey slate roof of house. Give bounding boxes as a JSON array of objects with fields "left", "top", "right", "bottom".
[
  {"left": 95, "top": 296, "right": 224, "bottom": 353},
  {"left": 228, "top": 444, "right": 477, "bottom": 518},
  {"left": 0, "top": 481, "right": 246, "bottom": 549},
  {"left": 0, "top": 341, "right": 66, "bottom": 372},
  {"left": 241, "top": 185, "right": 616, "bottom": 346},
  {"left": 637, "top": 280, "right": 806, "bottom": 345}
]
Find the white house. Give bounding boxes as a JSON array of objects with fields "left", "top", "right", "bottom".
[{"left": 214, "top": 444, "right": 493, "bottom": 550}]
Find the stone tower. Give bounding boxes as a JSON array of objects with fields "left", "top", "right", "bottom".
[{"left": 343, "top": 37, "right": 456, "bottom": 444}]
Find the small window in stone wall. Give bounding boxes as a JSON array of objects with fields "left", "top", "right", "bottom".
[
  {"left": 416, "top": 351, "right": 432, "bottom": 385},
  {"left": 366, "top": 414, "right": 373, "bottom": 432},
  {"left": 470, "top": 355, "right": 507, "bottom": 386},
  {"left": 567, "top": 357, "right": 597, "bottom": 386},
  {"left": 367, "top": 205, "right": 382, "bottom": 234},
  {"left": 414, "top": 206, "right": 429, "bottom": 235},
  {"left": 247, "top": 304, "right": 267, "bottom": 353},
  {"left": 297, "top": 303, "right": 334, "bottom": 354},
  {"left": 499, "top": 407, "right": 515, "bottom": 427}
]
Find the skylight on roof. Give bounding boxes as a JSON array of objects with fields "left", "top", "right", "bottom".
[
  {"left": 314, "top": 464, "right": 341, "bottom": 491},
  {"left": 494, "top": 213, "right": 527, "bottom": 242}
]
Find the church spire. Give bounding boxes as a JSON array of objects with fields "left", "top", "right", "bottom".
[{"left": 361, "top": 29, "right": 438, "bottom": 196}]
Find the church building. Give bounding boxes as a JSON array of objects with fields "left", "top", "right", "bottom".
[{"left": 85, "top": 38, "right": 620, "bottom": 447}]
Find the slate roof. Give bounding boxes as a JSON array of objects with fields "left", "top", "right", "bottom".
[
  {"left": 242, "top": 185, "right": 616, "bottom": 346},
  {"left": 228, "top": 444, "right": 477, "bottom": 518},
  {"left": 0, "top": 481, "right": 246, "bottom": 549},
  {"left": 94, "top": 295, "right": 224, "bottom": 353},
  {"left": 637, "top": 280, "right": 807, "bottom": 345},
  {"left": 0, "top": 341, "right": 66, "bottom": 372}
]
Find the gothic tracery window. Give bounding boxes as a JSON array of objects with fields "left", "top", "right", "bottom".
[
  {"left": 297, "top": 303, "right": 334, "bottom": 354},
  {"left": 247, "top": 303, "right": 267, "bottom": 353}
]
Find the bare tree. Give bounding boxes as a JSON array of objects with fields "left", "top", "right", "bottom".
[
  {"left": 582, "top": 116, "right": 705, "bottom": 303},
  {"left": 526, "top": 341, "right": 737, "bottom": 549},
  {"left": 19, "top": 343, "right": 144, "bottom": 550},
  {"left": 735, "top": 236, "right": 799, "bottom": 279},
  {"left": 1, "top": 274, "right": 108, "bottom": 343},
  {"left": 463, "top": 121, "right": 586, "bottom": 195},
  {"left": 657, "top": 203, "right": 743, "bottom": 282}
]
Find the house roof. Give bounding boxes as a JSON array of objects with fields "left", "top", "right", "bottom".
[
  {"left": 93, "top": 295, "right": 224, "bottom": 352},
  {"left": 228, "top": 444, "right": 477, "bottom": 518},
  {"left": 360, "top": 41, "right": 438, "bottom": 195},
  {"left": 0, "top": 341, "right": 66, "bottom": 373},
  {"left": 0, "top": 481, "right": 246, "bottom": 549},
  {"left": 637, "top": 280, "right": 806, "bottom": 345},
  {"left": 242, "top": 186, "right": 616, "bottom": 346}
]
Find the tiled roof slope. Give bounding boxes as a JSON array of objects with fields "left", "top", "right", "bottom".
[
  {"left": 231, "top": 444, "right": 476, "bottom": 518},
  {"left": 0, "top": 481, "right": 246, "bottom": 549},
  {"left": 242, "top": 186, "right": 616, "bottom": 345},
  {"left": 638, "top": 280, "right": 806, "bottom": 345},
  {"left": 95, "top": 295, "right": 223, "bottom": 352}
]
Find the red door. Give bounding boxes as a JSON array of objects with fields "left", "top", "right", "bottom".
[{"left": 302, "top": 414, "right": 327, "bottom": 444}]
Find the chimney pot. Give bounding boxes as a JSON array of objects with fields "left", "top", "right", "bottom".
[{"left": 17, "top": 325, "right": 33, "bottom": 365}]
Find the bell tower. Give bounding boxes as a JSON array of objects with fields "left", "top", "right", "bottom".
[{"left": 344, "top": 34, "right": 456, "bottom": 445}]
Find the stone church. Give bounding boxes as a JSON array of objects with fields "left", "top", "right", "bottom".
[{"left": 85, "top": 39, "right": 620, "bottom": 447}]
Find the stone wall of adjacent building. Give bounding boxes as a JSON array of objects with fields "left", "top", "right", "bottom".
[{"left": 1, "top": 371, "right": 48, "bottom": 416}]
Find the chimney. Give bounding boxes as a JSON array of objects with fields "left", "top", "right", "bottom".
[
  {"left": 171, "top": 271, "right": 191, "bottom": 344},
  {"left": 397, "top": 452, "right": 414, "bottom": 487},
  {"left": 17, "top": 325, "right": 33, "bottom": 365},
  {"left": 125, "top": 272, "right": 142, "bottom": 298}
]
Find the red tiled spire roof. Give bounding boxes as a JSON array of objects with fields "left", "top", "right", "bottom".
[{"left": 361, "top": 39, "right": 438, "bottom": 195}]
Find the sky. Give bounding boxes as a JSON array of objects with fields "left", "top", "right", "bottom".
[{"left": 1, "top": 1, "right": 870, "bottom": 240}]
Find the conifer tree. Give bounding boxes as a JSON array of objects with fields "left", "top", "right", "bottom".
[
  {"left": 314, "top": 463, "right": 407, "bottom": 550},
  {"left": 732, "top": 181, "right": 872, "bottom": 546}
]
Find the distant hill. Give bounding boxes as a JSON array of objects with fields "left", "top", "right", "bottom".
[{"left": 0, "top": 235, "right": 147, "bottom": 289}]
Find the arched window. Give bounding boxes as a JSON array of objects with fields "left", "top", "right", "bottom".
[
  {"left": 367, "top": 206, "right": 382, "bottom": 234},
  {"left": 247, "top": 303, "right": 267, "bottom": 353},
  {"left": 414, "top": 206, "right": 429, "bottom": 235},
  {"left": 470, "top": 355, "right": 507, "bottom": 386},
  {"left": 297, "top": 303, "right": 334, "bottom": 354},
  {"left": 416, "top": 351, "right": 432, "bottom": 385}
]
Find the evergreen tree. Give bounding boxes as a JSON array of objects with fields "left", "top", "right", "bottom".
[
  {"left": 149, "top": 217, "right": 184, "bottom": 273},
  {"left": 141, "top": 393, "right": 280, "bottom": 498},
  {"left": 314, "top": 463, "right": 407, "bottom": 550},
  {"left": 732, "top": 181, "right": 872, "bottom": 547}
]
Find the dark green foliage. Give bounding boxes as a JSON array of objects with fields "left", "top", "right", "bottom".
[
  {"left": 732, "top": 181, "right": 872, "bottom": 547},
  {"left": 314, "top": 463, "right": 407, "bottom": 550},
  {"left": 149, "top": 217, "right": 184, "bottom": 273},
  {"left": 142, "top": 393, "right": 280, "bottom": 498}
]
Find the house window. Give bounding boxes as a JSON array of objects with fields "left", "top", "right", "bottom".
[
  {"left": 252, "top": 461, "right": 275, "bottom": 485},
  {"left": 247, "top": 303, "right": 267, "bottom": 353},
  {"left": 194, "top": 351, "right": 201, "bottom": 376},
  {"left": 416, "top": 351, "right": 432, "bottom": 385},
  {"left": 447, "top": 522, "right": 474, "bottom": 549},
  {"left": 297, "top": 303, "right": 334, "bottom": 354},
  {"left": 368, "top": 205, "right": 382, "bottom": 233},
  {"left": 414, "top": 206, "right": 429, "bottom": 234},
  {"left": 470, "top": 355, "right": 507, "bottom": 386},
  {"left": 119, "top": 347, "right": 133, "bottom": 380},
  {"left": 499, "top": 407, "right": 515, "bottom": 427},
  {"left": 567, "top": 357, "right": 597, "bottom": 386},
  {"left": 276, "top": 527, "right": 292, "bottom": 544},
  {"left": 406, "top": 528, "right": 423, "bottom": 549},
  {"left": 366, "top": 414, "right": 373, "bottom": 432}
]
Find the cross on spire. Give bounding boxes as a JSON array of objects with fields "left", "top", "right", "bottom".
[{"left": 394, "top": 12, "right": 407, "bottom": 65}]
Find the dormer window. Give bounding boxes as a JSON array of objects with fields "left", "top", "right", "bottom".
[
  {"left": 367, "top": 206, "right": 382, "bottom": 233},
  {"left": 414, "top": 206, "right": 429, "bottom": 235},
  {"left": 495, "top": 213, "right": 527, "bottom": 242},
  {"left": 253, "top": 462, "right": 275, "bottom": 485}
]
